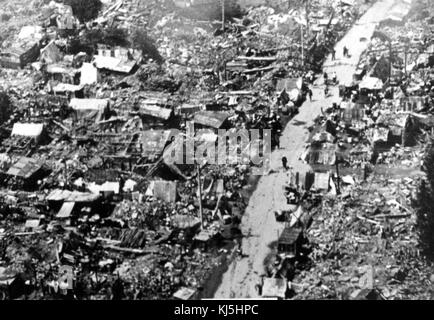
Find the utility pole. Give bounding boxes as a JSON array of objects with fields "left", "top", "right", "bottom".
[
  {"left": 335, "top": 153, "right": 341, "bottom": 195},
  {"left": 180, "top": 132, "right": 204, "bottom": 229},
  {"left": 301, "top": 25, "right": 304, "bottom": 68},
  {"left": 388, "top": 42, "right": 392, "bottom": 84},
  {"left": 305, "top": 0, "right": 310, "bottom": 36},
  {"left": 221, "top": 0, "right": 225, "bottom": 32},
  {"left": 197, "top": 162, "right": 204, "bottom": 229}
]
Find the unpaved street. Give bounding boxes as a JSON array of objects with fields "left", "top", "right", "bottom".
[{"left": 214, "top": 0, "right": 402, "bottom": 299}]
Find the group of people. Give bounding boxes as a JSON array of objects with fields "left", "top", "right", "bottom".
[{"left": 331, "top": 46, "right": 350, "bottom": 61}]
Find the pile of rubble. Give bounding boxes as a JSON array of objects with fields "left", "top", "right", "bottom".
[
  {"left": 257, "top": 0, "right": 434, "bottom": 300},
  {"left": 0, "top": 0, "right": 373, "bottom": 300}
]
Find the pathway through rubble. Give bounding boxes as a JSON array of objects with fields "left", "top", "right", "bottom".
[{"left": 213, "top": 0, "right": 402, "bottom": 299}]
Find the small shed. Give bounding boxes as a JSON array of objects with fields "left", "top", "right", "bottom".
[
  {"left": 6, "top": 157, "right": 43, "bottom": 180},
  {"left": 277, "top": 227, "right": 303, "bottom": 257},
  {"left": 69, "top": 98, "right": 109, "bottom": 124},
  {"left": 11, "top": 123, "right": 44, "bottom": 143}
]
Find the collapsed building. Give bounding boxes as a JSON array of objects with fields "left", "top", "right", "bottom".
[{"left": 0, "top": 0, "right": 416, "bottom": 301}]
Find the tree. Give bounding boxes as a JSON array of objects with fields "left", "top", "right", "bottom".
[
  {"left": 130, "top": 29, "right": 163, "bottom": 63},
  {"left": 0, "top": 92, "right": 11, "bottom": 124},
  {"left": 64, "top": 0, "right": 102, "bottom": 23},
  {"left": 103, "top": 28, "right": 129, "bottom": 48},
  {"left": 178, "top": 0, "right": 243, "bottom": 22},
  {"left": 415, "top": 142, "right": 434, "bottom": 259}
]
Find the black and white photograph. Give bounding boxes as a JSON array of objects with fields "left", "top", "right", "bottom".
[{"left": 0, "top": 0, "right": 433, "bottom": 308}]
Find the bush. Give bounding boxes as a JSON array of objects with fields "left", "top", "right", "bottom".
[
  {"left": 0, "top": 13, "right": 11, "bottom": 22},
  {"left": 64, "top": 0, "right": 102, "bottom": 23},
  {"left": 0, "top": 92, "right": 11, "bottom": 124},
  {"left": 74, "top": 27, "right": 130, "bottom": 55},
  {"left": 102, "top": 27, "right": 129, "bottom": 48}
]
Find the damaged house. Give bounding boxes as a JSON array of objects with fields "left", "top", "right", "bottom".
[
  {"left": 70, "top": 98, "right": 110, "bottom": 127},
  {"left": 6, "top": 123, "right": 47, "bottom": 152},
  {"left": 93, "top": 44, "right": 142, "bottom": 75},
  {"left": 40, "top": 41, "right": 63, "bottom": 65},
  {"left": 369, "top": 113, "right": 421, "bottom": 150},
  {"left": 3, "top": 157, "right": 47, "bottom": 190},
  {"left": 0, "top": 43, "right": 40, "bottom": 69},
  {"left": 139, "top": 97, "right": 177, "bottom": 129}
]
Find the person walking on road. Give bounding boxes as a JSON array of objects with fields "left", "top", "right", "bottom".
[
  {"left": 331, "top": 72, "right": 337, "bottom": 85},
  {"left": 331, "top": 48, "right": 336, "bottom": 61},
  {"left": 323, "top": 72, "right": 328, "bottom": 85},
  {"left": 281, "top": 156, "right": 288, "bottom": 171},
  {"left": 308, "top": 88, "right": 313, "bottom": 101},
  {"left": 343, "top": 46, "right": 349, "bottom": 58},
  {"left": 324, "top": 85, "right": 329, "bottom": 97}
]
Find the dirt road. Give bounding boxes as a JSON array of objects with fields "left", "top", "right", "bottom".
[{"left": 213, "top": 0, "right": 402, "bottom": 299}]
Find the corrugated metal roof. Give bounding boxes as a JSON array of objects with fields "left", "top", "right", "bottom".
[
  {"left": 6, "top": 157, "right": 42, "bottom": 179},
  {"left": 278, "top": 227, "right": 302, "bottom": 245},
  {"left": 140, "top": 104, "right": 173, "bottom": 120},
  {"left": 93, "top": 55, "right": 136, "bottom": 73},
  {"left": 69, "top": 98, "right": 108, "bottom": 110},
  {"left": 56, "top": 202, "right": 75, "bottom": 218}
]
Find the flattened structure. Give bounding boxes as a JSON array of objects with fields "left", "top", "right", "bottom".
[
  {"left": 6, "top": 157, "right": 42, "bottom": 179},
  {"left": 193, "top": 111, "right": 230, "bottom": 129}
]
